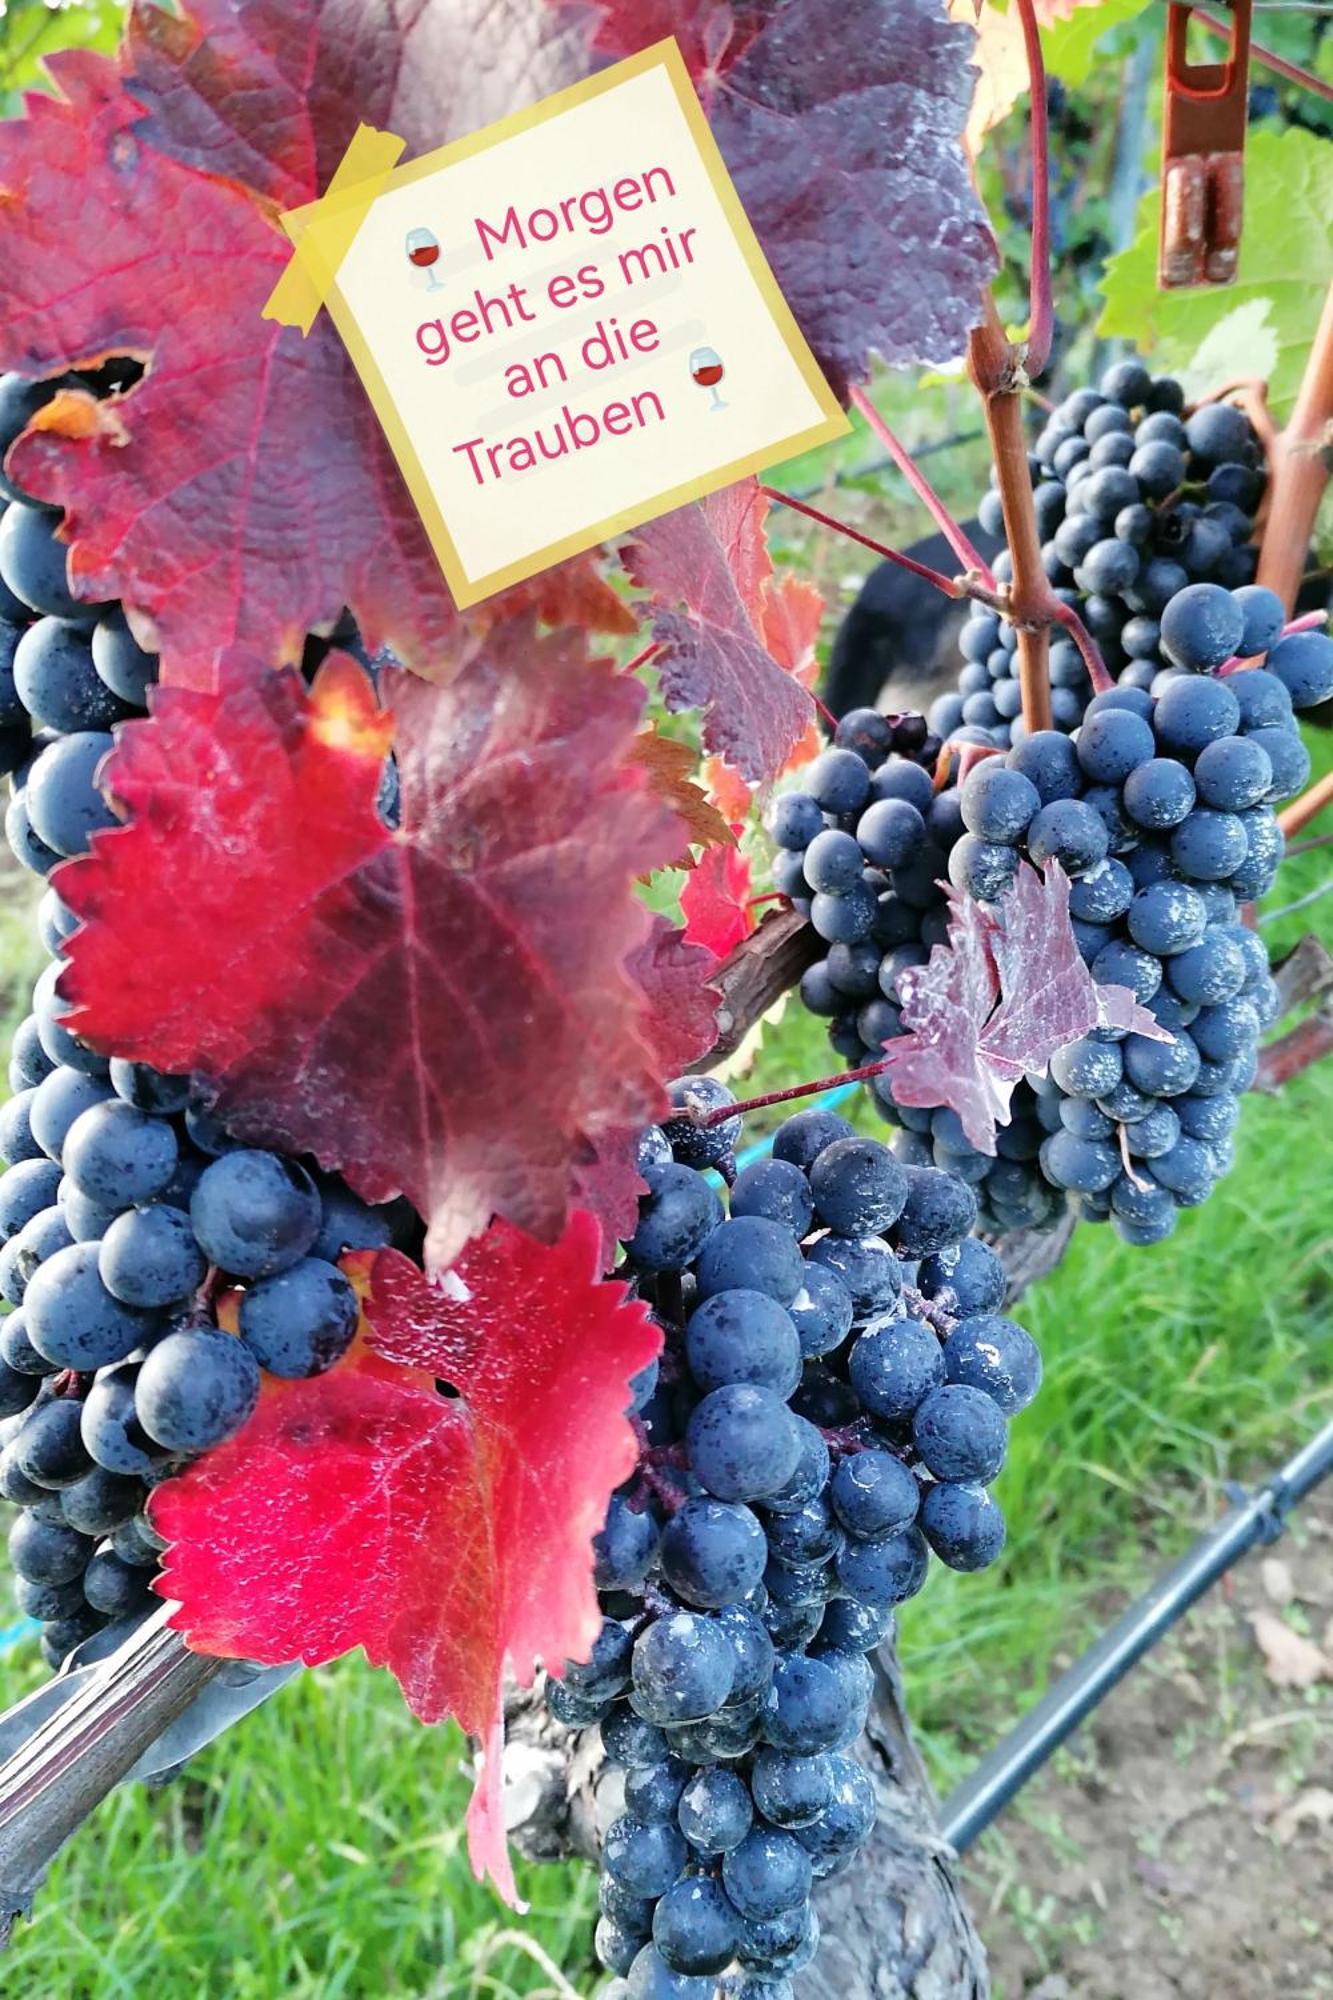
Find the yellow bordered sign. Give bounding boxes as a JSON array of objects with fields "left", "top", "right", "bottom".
[{"left": 265, "top": 39, "right": 849, "bottom": 610}]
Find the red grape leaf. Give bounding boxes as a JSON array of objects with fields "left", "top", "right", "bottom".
[
  {"left": 886, "top": 862, "right": 1169, "bottom": 1153},
  {"left": 571, "top": 915, "right": 721, "bottom": 1261},
  {"left": 0, "top": 1, "right": 598, "bottom": 690},
  {"left": 680, "top": 835, "right": 755, "bottom": 960},
  {"left": 703, "top": 755, "right": 755, "bottom": 827},
  {"left": 477, "top": 553, "right": 637, "bottom": 641},
  {"left": 702, "top": 571, "right": 826, "bottom": 820},
  {"left": 151, "top": 1221, "right": 660, "bottom": 1903},
  {"left": 56, "top": 628, "right": 687, "bottom": 1269},
  {"left": 623, "top": 482, "right": 815, "bottom": 785},
  {"left": 631, "top": 729, "right": 738, "bottom": 867},
  {"left": 573, "top": 0, "right": 771, "bottom": 78},
  {"left": 763, "top": 578, "right": 825, "bottom": 792}
]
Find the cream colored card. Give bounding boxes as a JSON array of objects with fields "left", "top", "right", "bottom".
[{"left": 270, "top": 39, "right": 849, "bottom": 609}]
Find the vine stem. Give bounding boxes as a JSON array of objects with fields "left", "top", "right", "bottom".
[
  {"left": 847, "top": 387, "right": 999, "bottom": 589},
  {"left": 1257, "top": 277, "right": 1333, "bottom": 612},
  {"left": 968, "top": 295, "right": 1053, "bottom": 733},
  {"left": 622, "top": 640, "right": 661, "bottom": 676},
  {"left": 1285, "top": 831, "right": 1333, "bottom": 859},
  {"left": 759, "top": 485, "right": 998, "bottom": 602},
  {"left": 811, "top": 688, "right": 840, "bottom": 732},
  {"left": 1277, "top": 770, "right": 1333, "bottom": 839},
  {"left": 1217, "top": 608, "right": 1328, "bottom": 674},
  {"left": 1012, "top": 0, "right": 1054, "bottom": 378},
  {"left": 701, "top": 1057, "right": 896, "bottom": 1126},
  {"left": 1050, "top": 600, "right": 1115, "bottom": 694}
]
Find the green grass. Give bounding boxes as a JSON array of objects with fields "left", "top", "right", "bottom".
[
  {"left": 0, "top": 738, "right": 1329, "bottom": 1993},
  {"left": 0, "top": 1648, "right": 600, "bottom": 1998}
]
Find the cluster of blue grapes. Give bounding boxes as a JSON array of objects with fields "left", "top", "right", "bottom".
[
  {"left": 776, "top": 580, "right": 1332, "bottom": 1242},
  {"left": 930, "top": 360, "right": 1265, "bottom": 748},
  {"left": 0, "top": 995, "right": 405, "bottom": 1668},
  {"left": 548, "top": 1086, "right": 1040, "bottom": 1998},
  {"left": 0, "top": 372, "right": 406, "bottom": 1669}
]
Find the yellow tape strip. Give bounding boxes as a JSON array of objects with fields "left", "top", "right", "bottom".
[{"left": 263, "top": 124, "right": 407, "bottom": 336}]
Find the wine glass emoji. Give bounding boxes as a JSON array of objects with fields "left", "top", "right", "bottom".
[
  {"left": 406, "top": 226, "right": 444, "bottom": 291},
  {"left": 690, "top": 344, "right": 727, "bottom": 412}
]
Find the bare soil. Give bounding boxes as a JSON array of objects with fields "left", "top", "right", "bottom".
[{"left": 965, "top": 1493, "right": 1333, "bottom": 2000}]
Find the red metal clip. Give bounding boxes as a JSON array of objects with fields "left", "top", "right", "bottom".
[{"left": 1158, "top": 0, "right": 1252, "bottom": 289}]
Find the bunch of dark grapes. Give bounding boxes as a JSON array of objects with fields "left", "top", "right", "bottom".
[
  {"left": 775, "top": 577, "right": 1331, "bottom": 1243},
  {"left": 930, "top": 360, "right": 1266, "bottom": 749},
  {"left": 0, "top": 369, "right": 408, "bottom": 1669},
  {"left": 547, "top": 1085, "right": 1040, "bottom": 1997},
  {"left": 767, "top": 734, "right": 1068, "bottom": 1232}
]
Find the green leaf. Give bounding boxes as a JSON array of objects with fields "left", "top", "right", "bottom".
[
  {"left": 1176, "top": 299, "right": 1279, "bottom": 404},
  {"left": 1043, "top": 0, "right": 1152, "bottom": 89},
  {"left": 0, "top": 1, "right": 124, "bottom": 113},
  {"left": 1098, "top": 127, "right": 1333, "bottom": 420}
]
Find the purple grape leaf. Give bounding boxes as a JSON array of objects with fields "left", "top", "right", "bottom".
[
  {"left": 621, "top": 481, "right": 814, "bottom": 786},
  {"left": 887, "top": 863, "right": 1170, "bottom": 1156},
  {"left": 1095, "top": 982, "right": 1173, "bottom": 1040},
  {"left": 888, "top": 892, "right": 1015, "bottom": 1153},
  {"left": 708, "top": 0, "right": 999, "bottom": 396},
  {"left": 983, "top": 861, "right": 1169, "bottom": 1078}
]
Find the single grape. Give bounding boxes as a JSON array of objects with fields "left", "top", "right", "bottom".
[
  {"left": 661, "top": 1076, "right": 742, "bottom": 1171},
  {"left": 847, "top": 1316, "right": 943, "bottom": 1422},
  {"left": 1, "top": 511, "right": 109, "bottom": 625},
  {"left": 829, "top": 1449, "right": 919, "bottom": 1538},
  {"left": 1170, "top": 809, "right": 1248, "bottom": 881},
  {"left": 1026, "top": 797, "right": 1109, "bottom": 875},
  {"left": 27, "top": 1067, "right": 114, "bottom": 1163},
  {"left": 891, "top": 1166, "right": 977, "bottom": 1256},
  {"left": 627, "top": 1165, "right": 723, "bottom": 1273},
  {"left": 652, "top": 1877, "right": 738, "bottom": 1976},
  {"left": 659, "top": 1498, "right": 768, "bottom": 1609},
  {"left": 677, "top": 1766, "right": 753, "bottom": 1854},
  {"left": 1231, "top": 585, "right": 1285, "bottom": 658},
  {"left": 1122, "top": 756, "right": 1196, "bottom": 831},
  {"left": 685, "top": 1290, "right": 801, "bottom": 1396},
  {"left": 1267, "top": 631, "right": 1333, "bottom": 710},
  {"left": 237, "top": 1256, "right": 358, "bottom": 1377},
  {"left": 917, "top": 1235, "right": 1006, "bottom": 1315},
  {"left": 1153, "top": 675, "right": 1240, "bottom": 757},
  {"left": 8, "top": 1509, "right": 92, "bottom": 1585},
  {"left": 631, "top": 1611, "right": 736, "bottom": 1725},
  {"left": 89, "top": 607, "right": 158, "bottom": 705},
  {"left": 1158, "top": 582, "right": 1245, "bottom": 671},
  {"left": 135, "top": 1327, "right": 261, "bottom": 1452},
  {"left": 920, "top": 1481, "right": 1006, "bottom": 1571},
  {"left": 60, "top": 1464, "right": 144, "bottom": 1538},
  {"left": 189, "top": 1150, "right": 327, "bottom": 1279},
  {"left": 721, "top": 1827, "right": 813, "bottom": 1922},
  {"left": 25, "top": 1241, "right": 159, "bottom": 1370},
  {"left": 912, "top": 1383, "right": 1008, "bottom": 1482},
  {"left": 728, "top": 1158, "right": 814, "bottom": 1237},
  {"left": 63, "top": 1098, "right": 178, "bottom": 1208},
  {"left": 943, "top": 1314, "right": 1042, "bottom": 1414},
  {"left": 24, "top": 731, "right": 117, "bottom": 857},
  {"left": 686, "top": 1385, "right": 802, "bottom": 1503},
  {"left": 695, "top": 1218, "right": 804, "bottom": 1306}
]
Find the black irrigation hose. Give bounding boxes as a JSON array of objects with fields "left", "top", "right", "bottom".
[{"left": 939, "top": 1414, "right": 1333, "bottom": 1853}]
